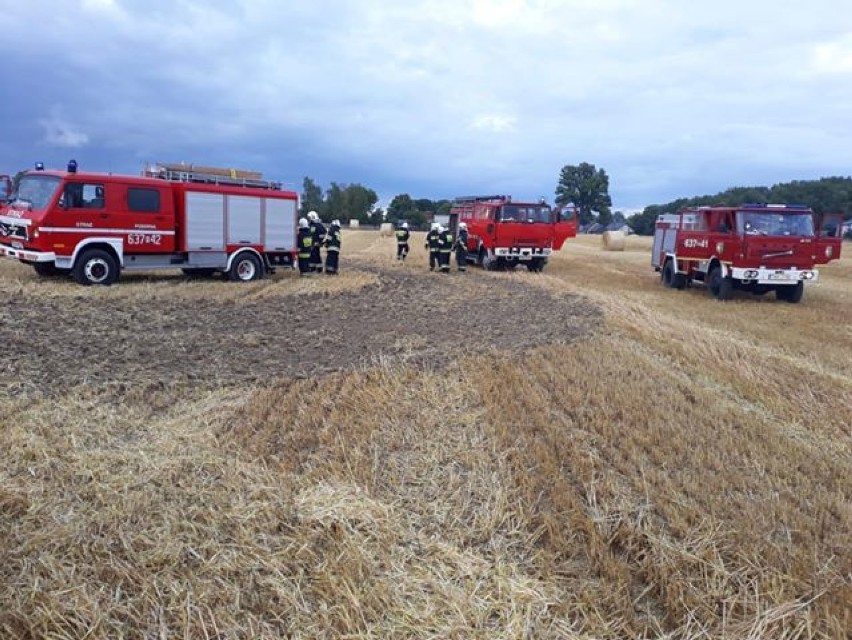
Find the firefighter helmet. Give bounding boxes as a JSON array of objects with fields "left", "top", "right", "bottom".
[
  {"left": 458, "top": 222, "right": 467, "bottom": 230},
  {"left": 431, "top": 222, "right": 440, "bottom": 231},
  {"left": 298, "top": 217, "right": 309, "bottom": 228},
  {"left": 307, "top": 211, "right": 318, "bottom": 222},
  {"left": 402, "top": 222, "right": 409, "bottom": 229},
  {"left": 331, "top": 219, "right": 340, "bottom": 227}
]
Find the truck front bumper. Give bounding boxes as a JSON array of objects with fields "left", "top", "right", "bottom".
[
  {"left": 731, "top": 266, "right": 818, "bottom": 285},
  {"left": 0, "top": 243, "right": 56, "bottom": 263},
  {"left": 494, "top": 247, "right": 551, "bottom": 260}
]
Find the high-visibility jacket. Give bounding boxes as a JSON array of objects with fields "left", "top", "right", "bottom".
[
  {"left": 438, "top": 229, "right": 453, "bottom": 253},
  {"left": 425, "top": 230, "right": 440, "bottom": 250},
  {"left": 396, "top": 229, "right": 410, "bottom": 244},
  {"left": 326, "top": 225, "right": 342, "bottom": 252},
  {"left": 297, "top": 228, "right": 313, "bottom": 258},
  {"left": 310, "top": 221, "right": 326, "bottom": 245},
  {"left": 455, "top": 229, "right": 469, "bottom": 250}
]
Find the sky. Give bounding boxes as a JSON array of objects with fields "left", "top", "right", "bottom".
[{"left": 1, "top": 0, "right": 851, "bottom": 211}]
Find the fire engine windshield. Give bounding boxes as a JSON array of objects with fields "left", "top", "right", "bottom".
[
  {"left": 737, "top": 212, "right": 814, "bottom": 237},
  {"left": 10, "top": 175, "right": 62, "bottom": 211},
  {"left": 499, "top": 205, "right": 552, "bottom": 223}
]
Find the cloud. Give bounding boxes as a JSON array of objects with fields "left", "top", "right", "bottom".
[
  {"left": 471, "top": 114, "right": 518, "bottom": 133},
  {"left": 1, "top": 0, "right": 851, "bottom": 209},
  {"left": 812, "top": 35, "right": 852, "bottom": 73},
  {"left": 38, "top": 110, "right": 90, "bottom": 148}
]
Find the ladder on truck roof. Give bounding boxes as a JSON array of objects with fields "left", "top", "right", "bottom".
[
  {"left": 142, "top": 162, "right": 283, "bottom": 190},
  {"left": 453, "top": 195, "right": 511, "bottom": 203}
]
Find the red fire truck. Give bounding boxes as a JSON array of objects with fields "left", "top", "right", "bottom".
[
  {"left": 0, "top": 162, "right": 298, "bottom": 285},
  {"left": 450, "top": 195, "right": 576, "bottom": 271},
  {"left": 652, "top": 203, "right": 843, "bottom": 303}
]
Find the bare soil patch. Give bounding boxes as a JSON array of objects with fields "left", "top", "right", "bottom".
[{"left": 0, "top": 260, "right": 601, "bottom": 396}]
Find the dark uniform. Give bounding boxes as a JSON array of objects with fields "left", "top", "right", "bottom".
[
  {"left": 455, "top": 227, "right": 469, "bottom": 271},
  {"left": 309, "top": 219, "right": 326, "bottom": 272},
  {"left": 324, "top": 222, "right": 341, "bottom": 274},
  {"left": 425, "top": 227, "right": 441, "bottom": 271},
  {"left": 396, "top": 228, "right": 410, "bottom": 261},
  {"left": 438, "top": 227, "right": 453, "bottom": 273},
  {"left": 297, "top": 226, "right": 313, "bottom": 275}
]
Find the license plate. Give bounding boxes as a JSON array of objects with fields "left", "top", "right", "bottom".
[
  {"left": 11, "top": 241, "right": 23, "bottom": 249},
  {"left": 768, "top": 272, "right": 791, "bottom": 280}
]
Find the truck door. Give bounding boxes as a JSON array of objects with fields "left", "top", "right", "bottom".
[
  {"left": 813, "top": 212, "right": 843, "bottom": 263},
  {"left": 0, "top": 175, "right": 11, "bottom": 204},
  {"left": 56, "top": 179, "right": 111, "bottom": 248},
  {"left": 553, "top": 206, "right": 577, "bottom": 250},
  {"left": 123, "top": 183, "right": 175, "bottom": 253}
]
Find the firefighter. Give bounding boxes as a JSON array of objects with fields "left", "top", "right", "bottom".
[
  {"left": 455, "top": 222, "right": 469, "bottom": 272},
  {"left": 307, "top": 210, "right": 326, "bottom": 272},
  {"left": 324, "top": 219, "right": 342, "bottom": 274},
  {"left": 438, "top": 224, "right": 453, "bottom": 273},
  {"left": 297, "top": 217, "right": 313, "bottom": 275},
  {"left": 396, "top": 222, "right": 410, "bottom": 261},
  {"left": 425, "top": 222, "right": 441, "bottom": 271}
]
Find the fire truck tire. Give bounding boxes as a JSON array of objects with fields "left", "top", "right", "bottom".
[
  {"left": 33, "top": 263, "right": 70, "bottom": 278},
  {"left": 229, "top": 253, "right": 263, "bottom": 282},
  {"left": 527, "top": 258, "right": 544, "bottom": 272},
  {"left": 480, "top": 248, "right": 497, "bottom": 271},
  {"left": 73, "top": 248, "right": 119, "bottom": 286},
  {"left": 776, "top": 282, "right": 804, "bottom": 304},
  {"left": 707, "top": 265, "right": 732, "bottom": 301},
  {"left": 662, "top": 260, "right": 675, "bottom": 287}
]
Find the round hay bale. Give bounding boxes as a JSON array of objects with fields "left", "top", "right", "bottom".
[
  {"left": 602, "top": 230, "right": 626, "bottom": 251},
  {"left": 379, "top": 222, "right": 394, "bottom": 237},
  {"left": 349, "top": 219, "right": 360, "bottom": 228}
]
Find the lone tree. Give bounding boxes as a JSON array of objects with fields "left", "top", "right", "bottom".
[{"left": 555, "top": 162, "right": 613, "bottom": 225}]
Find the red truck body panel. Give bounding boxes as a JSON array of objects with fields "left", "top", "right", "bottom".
[
  {"left": 0, "top": 165, "right": 299, "bottom": 284},
  {"left": 652, "top": 204, "right": 842, "bottom": 303},
  {"left": 450, "top": 195, "right": 576, "bottom": 270}
]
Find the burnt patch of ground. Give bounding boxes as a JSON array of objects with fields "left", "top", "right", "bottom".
[{"left": 0, "top": 261, "right": 601, "bottom": 396}]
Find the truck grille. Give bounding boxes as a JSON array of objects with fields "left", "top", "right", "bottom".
[{"left": 0, "top": 221, "right": 27, "bottom": 240}]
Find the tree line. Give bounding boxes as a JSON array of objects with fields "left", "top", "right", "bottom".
[
  {"left": 298, "top": 168, "right": 852, "bottom": 235},
  {"left": 626, "top": 177, "right": 852, "bottom": 235}
]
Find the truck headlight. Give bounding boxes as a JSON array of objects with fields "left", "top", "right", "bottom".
[
  {"left": 744, "top": 270, "right": 758, "bottom": 278},
  {"left": 716, "top": 242, "right": 724, "bottom": 254},
  {"left": 825, "top": 246, "right": 833, "bottom": 259}
]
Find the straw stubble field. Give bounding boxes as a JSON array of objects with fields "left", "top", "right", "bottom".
[{"left": 0, "top": 232, "right": 849, "bottom": 639}]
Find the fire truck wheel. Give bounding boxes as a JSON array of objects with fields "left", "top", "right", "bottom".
[
  {"left": 73, "top": 248, "right": 119, "bottom": 286},
  {"left": 707, "top": 265, "right": 733, "bottom": 301},
  {"left": 229, "top": 253, "right": 263, "bottom": 282},
  {"left": 776, "top": 282, "right": 804, "bottom": 304},
  {"left": 527, "top": 259, "right": 544, "bottom": 272},
  {"left": 662, "top": 260, "right": 675, "bottom": 287},
  {"left": 480, "top": 248, "right": 497, "bottom": 271}
]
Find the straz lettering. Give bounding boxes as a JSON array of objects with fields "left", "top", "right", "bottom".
[
  {"left": 127, "top": 233, "right": 162, "bottom": 246},
  {"left": 683, "top": 238, "right": 708, "bottom": 249}
]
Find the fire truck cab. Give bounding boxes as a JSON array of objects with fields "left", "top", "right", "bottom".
[
  {"left": 0, "top": 162, "right": 299, "bottom": 285},
  {"left": 652, "top": 203, "right": 843, "bottom": 303},
  {"left": 450, "top": 195, "right": 576, "bottom": 271}
]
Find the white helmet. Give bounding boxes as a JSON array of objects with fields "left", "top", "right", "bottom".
[
  {"left": 298, "top": 217, "right": 308, "bottom": 228},
  {"left": 307, "top": 211, "right": 319, "bottom": 222},
  {"left": 458, "top": 222, "right": 467, "bottom": 230},
  {"left": 431, "top": 222, "right": 440, "bottom": 231},
  {"left": 332, "top": 219, "right": 340, "bottom": 227},
  {"left": 402, "top": 222, "right": 409, "bottom": 229}
]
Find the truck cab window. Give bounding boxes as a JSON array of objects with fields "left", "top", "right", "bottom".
[
  {"left": 62, "top": 183, "right": 104, "bottom": 209},
  {"left": 128, "top": 187, "right": 161, "bottom": 213}
]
